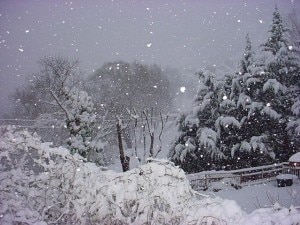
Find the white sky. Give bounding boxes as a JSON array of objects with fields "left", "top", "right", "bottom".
[{"left": 0, "top": 0, "right": 299, "bottom": 117}]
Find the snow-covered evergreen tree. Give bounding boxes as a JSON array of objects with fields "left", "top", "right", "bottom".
[
  {"left": 287, "top": 54, "right": 300, "bottom": 151},
  {"left": 229, "top": 34, "right": 276, "bottom": 167},
  {"left": 65, "top": 88, "right": 94, "bottom": 155},
  {"left": 285, "top": 10, "right": 300, "bottom": 151},
  {"left": 258, "top": 6, "right": 300, "bottom": 160},
  {"left": 229, "top": 6, "right": 300, "bottom": 164},
  {"left": 230, "top": 7, "right": 300, "bottom": 164},
  {"left": 64, "top": 87, "right": 106, "bottom": 165},
  {"left": 170, "top": 7, "right": 299, "bottom": 173},
  {"left": 261, "top": 6, "right": 300, "bottom": 86},
  {"left": 239, "top": 33, "right": 255, "bottom": 75},
  {"left": 170, "top": 71, "right": 236, "bottom": 172}
]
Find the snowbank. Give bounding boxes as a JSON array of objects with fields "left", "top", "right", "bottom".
[
  {"left": 0, "top": 126, "right": 299, "bottom": 225},
  {"left": 289, "top": 152, "right": 300, "bottom": 163}
]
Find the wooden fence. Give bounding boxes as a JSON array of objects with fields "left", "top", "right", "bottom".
[
  {"left": 187, "top": 163, "right": 300, "bottom": 191},
  {"left": 282, "top": 162, "right": 300, "bottom": 178}
]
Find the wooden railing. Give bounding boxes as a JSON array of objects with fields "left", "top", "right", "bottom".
[
  {"left": 282, "top": 162, "right": 300, "bottom": 178},
  {"left": 187, "top": 163, "right": 299, "bottom": 191}
]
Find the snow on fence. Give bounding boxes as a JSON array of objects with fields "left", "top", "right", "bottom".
[
  {"left": 187, "top": 163, "right": 300, "bottom": 191},
  {"left": 282, "top": 162, "right": 300, "bottom": 178}
]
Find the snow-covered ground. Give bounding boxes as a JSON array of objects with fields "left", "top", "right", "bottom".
[
  {"left": 208, "top": 180, "right": 300, "bottom": 213},
  {"left": 1, "top": 126, "right": 300, "bottom": 225}
]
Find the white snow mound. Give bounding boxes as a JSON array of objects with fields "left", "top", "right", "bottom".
[{"left": 289, "top": 152, "right": 300, "bottom": 163}]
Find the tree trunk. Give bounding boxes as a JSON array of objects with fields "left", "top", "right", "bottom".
[
  {"left": 149, "top": 132, "right": 154, "bottom": 157},
  {"left": 117, "top": 121, "right": 130, "bottom": 172}
]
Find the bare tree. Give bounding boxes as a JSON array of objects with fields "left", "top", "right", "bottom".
[
  {"left": 10, "top": 85, "right": 41, "bottom": 119},
  {"left": 143, "top": 110, "right": 155, "bottom": 158},
  {"left": 9, "top": 56, "right": 83, "bottom": 120},
  {"left": 86, "top": 61, "right": 172, "bottom": 152},
  {"left": 86, "top": 60, "right": 172, "bottom": 116},
  {"left": 34, "top": 56, "right": 83, "bottom": 111}
]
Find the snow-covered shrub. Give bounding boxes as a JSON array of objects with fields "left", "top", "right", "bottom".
[
  {"left": 0, "top": 126, "right": 107, "bottom": 224},
  {"left": 240, "top": 205, "right": 300, "bottom": 225},
  {"left": 62, "top": 87, "right": 107, "bottom": 166},
  {"left": 1, "top": 126, "right": 299, "bottom": 225},
  {"left": 64, "top": 88, "right": 95, "bottom": 155},
  {"left": 90, "top": 158, "right": 195, "bottom": 224}
]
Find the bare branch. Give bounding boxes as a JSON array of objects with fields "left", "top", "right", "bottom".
[
  {"left": 155, "top": 112, "right": 169, "bottom": 158},
  {"left": 143, "top": 110, "right": 154, "bottom": 157},
  {"left": 50, "top": 90, "right": 69, "bottom": 120}
]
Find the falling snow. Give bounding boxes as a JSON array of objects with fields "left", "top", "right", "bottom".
[
  {"left": 0, "top": 1, "right": 300, "bottom": 223},
  {"left": 180, "top": 86, "right": 186, "bottom": 93}
]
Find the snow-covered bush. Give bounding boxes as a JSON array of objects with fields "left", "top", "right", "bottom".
[
  {"left": 0, "top": 126, "right": 107, "bottom": 224},
  {"left": 64, "top": 89, "right": 94, "bottom": 154},
  {"left": 60, "top": 87, "right": 107, "bottom": 166},
  {"left": 1, "top": 126, "right": 299, "bottom": 225}
]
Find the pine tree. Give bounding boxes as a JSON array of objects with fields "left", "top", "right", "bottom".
[
  {"left": 65, "top": 88, "right": 95, "bottom": 156},
  {"left": 64, "top": 88, "right": 106, "bottom": 165},
  {"left": 239, "top": 33, "right": 255, "bottom": 75},
  {"left": 261, "top": 6, "right": 300, "bottom": 86},
  {"left": 256, "top": 6, "right": 300, "bottom": 161},
  {"left": 229, "top": 8, "right": 300, "bottom": 165},
  {"left": 262, "top": 6, "right": 288, "bottom": 55},
  {"left": 231, "top": 33, "right": 276, "bottom": 167},
  {"left": 285, "top": 10, "right": 300, "bottom": 151},
  {"left": 170, "top": 71, "right": 237, "bottom": 172},
  {"left": 231, "top": 34, "right": 256, "bottom": 115},
  {"left": 170, "top": 7, "right": 300, "bottom": 173}
]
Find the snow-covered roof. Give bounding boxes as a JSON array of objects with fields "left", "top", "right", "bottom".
[{"left": 289, "top": 152, "right": 300, "bottom": 162}]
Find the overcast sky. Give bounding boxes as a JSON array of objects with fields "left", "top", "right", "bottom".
[{"left": 0, "top": 0, "right": 299, "bottom": 117}]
